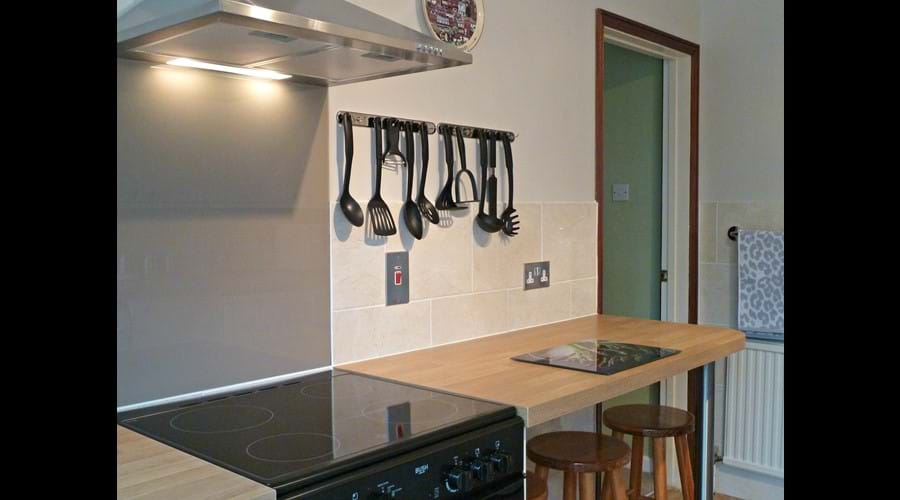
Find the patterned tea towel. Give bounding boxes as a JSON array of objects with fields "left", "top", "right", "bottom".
[{"left": 738, "top": 230, "right": 784, "bottom": 337}]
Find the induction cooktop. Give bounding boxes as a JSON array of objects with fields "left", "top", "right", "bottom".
[
  {"left": 511, "top": 340, "right": 680, "bottom": 375},
  {"left": 117, "top": 369, "right": 515, "bottom": 494}
]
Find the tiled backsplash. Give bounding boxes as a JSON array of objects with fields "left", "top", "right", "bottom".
[
  {"left": 698, "top": 201, "right": 784, "bottom": 328},
  {"left": 331, "top": 201, "right": 597, "bottom": 365}
]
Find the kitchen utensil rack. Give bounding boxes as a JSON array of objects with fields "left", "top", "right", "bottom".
[
  {"left": 337, "top": 111, "right": 436, "bottom": 134},
  {"left": 437, "top": 122, "right": 517, "bottom": 142}
]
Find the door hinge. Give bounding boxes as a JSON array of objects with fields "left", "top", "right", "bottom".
[{"left": 660, "top": 270, "right": 668, "bottom": 282}]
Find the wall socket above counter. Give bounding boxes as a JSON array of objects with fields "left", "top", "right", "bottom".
[{"left": 524, "top": 261, "right": 550, "bottom": 290}]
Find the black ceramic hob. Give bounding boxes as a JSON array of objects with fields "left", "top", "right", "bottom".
[
  {"left": 511, "top": 340, "right": 680, "bottom": 375},
  {"left": 117, "top": 369, "right": 522, "bottom": 498}
]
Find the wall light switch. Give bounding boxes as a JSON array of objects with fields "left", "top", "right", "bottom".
[
  {"left": 524, "top": 261, "right": 550, "bottom": 290},
  {"left": 612, "top": 183, "right": 630, "bottom": 201},
  {"left": 386, "top": 252, "right": 409, "bottom": 306}
]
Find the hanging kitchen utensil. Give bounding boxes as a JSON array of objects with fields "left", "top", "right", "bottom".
[
  {"left": 475, "top": 130, "right": 503, "bottom": 233},
  {"left": 383, "top": 117, "right": 406, "bottom": 170},
  {"left": 500, "top": 133, "right": 519, "bottom": 237},
  {"left": 368, "top": 117, "right": 397, "bottom": 236},
  {"left": 338, "top": 111, "right": 364, "bottom": 227},
  {"left": 436, "top": 125, "right": 464, "bottom": 210},
  {"left": 453, "top": 126, "right": 478, "bottom": 204},
  {"left": 402, "top": 121, "right": 424, "bottom": 240},
  {"left": 487, "top": 131, "right": 500, "bottom": 220},
  {"left": 415, "top": 121, "right": 440, "bottom": 224}
]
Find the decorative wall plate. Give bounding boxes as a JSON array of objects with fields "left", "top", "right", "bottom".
[{"left": 421, "top": 0, "right": 484, "bottom": 53}]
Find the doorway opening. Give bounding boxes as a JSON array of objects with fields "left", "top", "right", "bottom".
[{"left": 595, "top": 8, "right": 702, "bottom": 499}]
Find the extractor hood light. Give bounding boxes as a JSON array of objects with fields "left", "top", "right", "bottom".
[{"left": 166, "top": 58, "right": 292, "bottom": 80}]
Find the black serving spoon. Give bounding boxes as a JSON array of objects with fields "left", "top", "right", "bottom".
[
  {"left": 338, "top": 112, "right": 363, "bottom": 226},
  {"left": 402, "top": 121, "right": 423, "bottom": 239},
  {"left": 415, "top": 121, "right": 440, "bottom": 224},
  {"left": 475, "top": 130, "right": 503, "bottom": 233}
]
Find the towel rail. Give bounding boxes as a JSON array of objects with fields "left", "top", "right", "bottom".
[{"left": 727, "top": 226, "right": 739, "bottom": 241}]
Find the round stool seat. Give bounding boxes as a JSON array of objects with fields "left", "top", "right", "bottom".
[
  {"left": 526, "top": 471, "right": 548, "bottom": 500},
  {"left": 527, "top": 431, "right": 630, "bottom": 473},
  {"left": 603, "top": 404, "right": 694, "bottom": 438}
]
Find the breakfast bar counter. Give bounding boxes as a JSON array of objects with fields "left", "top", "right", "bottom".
[{"left": 337, "top": 314, "right": 745, "bottom": 427}]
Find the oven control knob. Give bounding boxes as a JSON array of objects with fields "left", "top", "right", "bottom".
[
  {"left": 489, "top": 451, "right": 513, "bottom": 474},
  {"left": 469, "top": 459, "right": 494, "bottom": 482},
  {"left": 445, "top": 466, "right": 473, "bottom": 493}
]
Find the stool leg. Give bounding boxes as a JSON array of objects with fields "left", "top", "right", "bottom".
[
  {"left": 535, "top": 465, "right": 550, "bottom": 483},
  {"left": 600, "top": 471, "right": 612, "bottom": 500},
  {"left": 628, "top": 435, "right": 643, "bottom": 499},
  {"left": 604, "top": 431, "right": 624, "bottom": 500},
  {"left": 579, "top": 472, "right": 596, "bottom": 500},
  {"left": 652, "top": 438, "right": 668, "bottom": 500},
  {"left": 609, "top": 467, "right": 628, "bottom": 500},
  {"left": 564, "top": 470, "right": 578, "bottom": 500},
  {"left": 674, "top": 435, "right": 694, "bottom": 500}
]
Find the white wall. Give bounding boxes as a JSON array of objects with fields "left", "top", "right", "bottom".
[
  {"left": 698, "top": 1, "right": 784, "bottom": 498},
  {"left": 700, "top": 0, "right": 784, "bottom": 203},
  {"left": 331, "top": 0, "right": 699, "bottom": 203}
]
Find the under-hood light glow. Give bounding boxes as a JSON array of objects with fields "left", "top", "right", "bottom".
[{"left": 166, "top": 58, "right": 291, "bottom": 80}]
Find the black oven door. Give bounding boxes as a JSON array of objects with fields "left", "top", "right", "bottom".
[{"left": 471, "top": 474, "right": 524, "bottom": 499}]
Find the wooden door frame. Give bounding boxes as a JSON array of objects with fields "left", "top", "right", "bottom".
[{"left": 595, "top": 9, "right": 705, "bottom": 500}]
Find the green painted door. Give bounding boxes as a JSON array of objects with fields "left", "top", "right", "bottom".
[{"left": 600, "top": 43, "right": 664, "bottom": 454}]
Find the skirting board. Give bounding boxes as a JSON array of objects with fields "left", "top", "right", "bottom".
[{"left": 714, "top": 462, "right": 784, "bottom": 500}]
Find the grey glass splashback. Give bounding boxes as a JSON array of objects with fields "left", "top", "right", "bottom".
[{"left": 117, "top": 60, "right": 331, "bottom": 407}]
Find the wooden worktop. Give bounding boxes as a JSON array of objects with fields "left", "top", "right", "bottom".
[
  {"left": 338, "top": 314, "right": 744, "bottom": 427},
  {"left": 117, "top": 425, "right": 275, "bottom": 500}
]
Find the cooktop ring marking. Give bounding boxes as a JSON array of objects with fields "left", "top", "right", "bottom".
[
  {"left": 361, "top": 398, "right": 461, "bottom": 424},
  {"left": 169, "top": 404, "right": 274, "bottom": 434},
  {"left": 246, "top": 432, "right": 341, "bottom": 463}
]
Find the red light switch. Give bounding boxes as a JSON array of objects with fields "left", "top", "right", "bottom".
[{"left": 394, "top": 269, "right": 403, "bottom": 286}]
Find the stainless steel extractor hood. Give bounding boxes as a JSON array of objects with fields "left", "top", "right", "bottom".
[{"left": 117, "top": 0, "right": 471, "bottom": 86}]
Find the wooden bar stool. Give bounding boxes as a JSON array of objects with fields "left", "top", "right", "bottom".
[
  {"left": 526, "top": 471, "right": 548, "bottom": 500},
  {"left": 527, "top": 431, "right": 631, "bottom": 500},
  {"left": 602, "top": 405, "right": 695, "bottom": 500}
]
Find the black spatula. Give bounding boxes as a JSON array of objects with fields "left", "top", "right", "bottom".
[{"left": 367, "top": 118, "right": 396, "bottom": 236}]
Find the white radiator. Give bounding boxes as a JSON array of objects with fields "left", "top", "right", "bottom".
[{"left": 723, "top": 340, "right": 784, "bottom": 478}]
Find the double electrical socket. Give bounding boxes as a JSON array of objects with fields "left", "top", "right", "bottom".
[{"left": 524, "top": 261, "right": 550, "bottom": 290}]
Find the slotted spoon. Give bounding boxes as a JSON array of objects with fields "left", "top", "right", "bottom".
[
  {"left": 367, "top": 117, "right": 396, "bottom": 236},
  {"left": 415, "top": 121, "right": 440, "bottom": 224}
]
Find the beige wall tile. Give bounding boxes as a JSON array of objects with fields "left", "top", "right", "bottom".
[
  {"left": 700, "top": 202, "right": 717, "bottom": 263},
  {"left": 388, "top": 207, "right": 474, "bottom": 300},
  {"left": 473, "top": 203, "right": 542, "bottom": 292},
  {"left": 332, "top": 302, "right": 430, "bottom": 364},
  {"left": 331, "top": 203, "right": 387, "bottom": 310},
  {"left": 715, "top": 201, "right": 784, "bottom": 264},
  {"left": 570, "top": 278, "right": 598, "bottom": 317},
  {"left": 431, "top": 291, "right": 508, "bottom": 346},
  {"left": 507, "top": 282, "right": 572, "bottom": 330},
  {"left": 542, "top": 203, "right": 597, "bottom": 282},
  {"left": 698, "top": 263, "right": 737, "bottom": 327}
]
